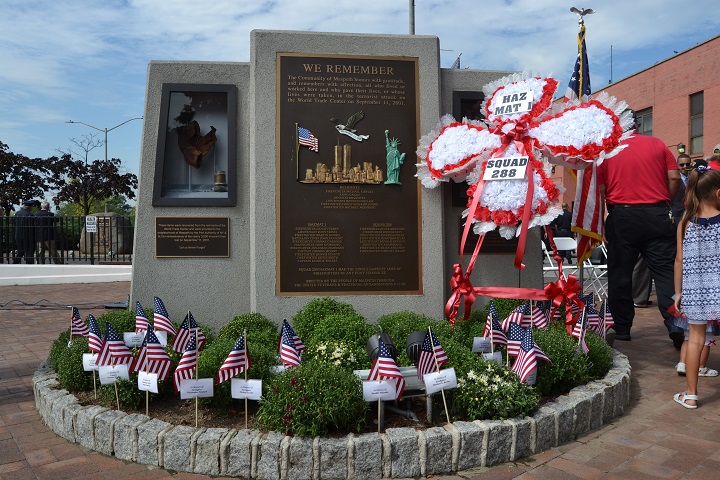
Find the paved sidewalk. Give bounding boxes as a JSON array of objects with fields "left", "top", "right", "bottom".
[{"left": 2, "top": 282, "right": 719, "bottom": 479}]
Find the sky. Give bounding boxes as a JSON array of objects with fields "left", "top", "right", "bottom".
[{"left": 2, "top": 0, "right": 720, "bottom": 188}]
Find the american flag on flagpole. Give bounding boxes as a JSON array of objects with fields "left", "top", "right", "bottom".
[
  {"left": 172, "top": 311, "right": 207, "bottom": 353},
  {"left": 600, "top": 299, "right": 615, "bottom": 336},
  {"left": 531, "top": 302, "right": 549, "bottom": 329},
  {"left": 153, "top": 296, "right": 177, "bottom": 336},
  {"left": 70, "top": 307, "right": 89, "bottom": 337},
  {"left": 279, "top": 320, "right": 302, "bottom": 368},
  {"left": 87, "top": 314, "right": 104, "bottom": 353},
  {"left": 482, "top": 300, "right": 508, "bottom": 347},
  {"left": 131, "top": 325, "right": 172, "bottom": 381},
  {"left": 511, "top": 326, "right": 551, "bottom": 383},
  {"left": 565, "top": 22, "right": 603, "bottom": 264},
  {"left": 217, "top": 332, "right": 252, "bottom": 384},
  {"left": 417, "top": 328, "right": 448, "bottom": 380},
  {"left": 96, "top": 323, "right": 134, "bottom": 367},
  {"left": 135, "top": 301, "right": 149, "bottom": 333},
  {"left": 506, "top": 322, "right": 525, "bottom": 357},
  {"left": 368, "top": 338, "right": 405, "bottom": 399},
  {"left": 451, "top": 53, "right": 461, "bottom": 69},
  {"left": 572, "top": 307, "right": 590, "bottom": 354},
  {"left": 585, "top": 300, "right": 602, "bottom": 334},
  {"left": 174, "top": 332, "right": 198, "bottom": 392},
  {"left": 297, "top": 125, "right": 319, "bottom": 152}
]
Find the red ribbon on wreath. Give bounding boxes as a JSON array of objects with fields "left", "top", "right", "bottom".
[{"left": 544, "top": 273, "right": 584, "bottom": 333}]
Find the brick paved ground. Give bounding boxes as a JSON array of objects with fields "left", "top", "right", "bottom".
[{"left": 2, "top": 282, "right": 720, "bottom": 479}]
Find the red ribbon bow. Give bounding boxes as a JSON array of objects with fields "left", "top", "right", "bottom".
[
  {"left": 446, "top": 263, "right": 477, "bottom": 325},
  {"left": 544, "top": 274, "right": 584, "bottom": 333}
]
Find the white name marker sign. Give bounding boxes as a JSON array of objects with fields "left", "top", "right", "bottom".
[
  {"left": 472, "top": 337, "right": 492, "bottom": 353},
  {"left": 98, "top": 364, "right": 130, "bottom": 384},
  {"left": 82, "top": 353, "right": 98, "bottom": 372},
  {"left": 423, "top": 368, "right": 458, "bottom": 394},
  {"left": 483, "top": 156, "right": 529, "bottom": 181},
  {"left": 138, "top": 371, "right": 159, "bottom": 393},
  {"left": 231, "top": 379, "right": 263, "bottom": 400},
  {"left": 124, "top": 332, "right": 145, "bottom": 348},
  {"left": 493, "top": 90, "right": 534, "bottom": 116},
  {"left": 525, "top": 369, "right": 537, "bottom": 385},
  {"left": 180, "top": 378, "right": 214, "bottom": 399},
  {"left": 483, "top": 351, "right": 504, "bottom": 366},
  {"left": 362, "top": 380, "right": 398, "bottom": 401}
]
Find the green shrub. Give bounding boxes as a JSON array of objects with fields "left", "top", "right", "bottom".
[
  {"left": 218, "top": 313, "right": 278, "bottom": 348},
  {"left": 49, "top": 330, "right": 72, "bottom": 370},
  {"left": 257, "top": 360, "right": 368, "bottom": 437},
  {"left": 98, "top": 374, "right": 144, "bottom": 410},
  {"left": 448, "top": 309, "right": 485, "bottom": 348},
  {"left": 55, "top": 337, "right": 94, "bottom": 392},
  {"left": 533, "top": 324, "right": 590, "bottom": 397},
  {"left": 452, "top": 357, "right": 539, "bottom": 420},
  {"left": 291, "top": 298, "right": 357, "bottom": 340},
  {"left": 96, "top": 309, "right": 136, "bottom": 334},
  {"left": 377, "top": 311, "right": 441, "bottom": 366},
  {"left": 303, "top": 312, "right": 377, "bottom": 370},
  {"left": 585, "top": 331, "right": 613, "bottom": 379}
]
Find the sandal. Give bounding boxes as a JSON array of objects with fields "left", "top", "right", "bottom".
[
  {"left": 674, "top": 392, "right": 698, "bottom": 409},
  {"left": 698, "top": 367, "right": 718, "bottom": 377}
]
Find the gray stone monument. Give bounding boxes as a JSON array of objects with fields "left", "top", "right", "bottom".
[{"left": 131, "top": 30, "right": 543, "bottom": 330}]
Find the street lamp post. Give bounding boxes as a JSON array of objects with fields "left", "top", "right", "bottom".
[{"left": 65, "top": 116, "right": 143, "bottom": 264}]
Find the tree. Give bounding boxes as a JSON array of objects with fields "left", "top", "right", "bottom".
[
  {"left": 53, "top": 134, "right": 138, "bottom": 216},
  {"left": 0, "top": 142, "right": 54, "bottom": 213}
]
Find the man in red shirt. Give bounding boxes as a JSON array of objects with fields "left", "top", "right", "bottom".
[{"left": 598, "top": 110, "right": 681, "bottom": 344}]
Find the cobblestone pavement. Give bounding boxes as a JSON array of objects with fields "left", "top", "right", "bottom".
[{"left": 2, "top": 282, "right": 719, "bottom": 479}]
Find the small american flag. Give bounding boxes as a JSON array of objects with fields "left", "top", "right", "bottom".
[
  {"left": 572, "top": 307, "right": 590, "bottom": 354},
  {"left": 217, "top": 332, "right": 251, "bottom": 384},
  {"left": 131, "top": 325, "right": 172, "bottom": 381},
  {"left": 153, "top": 296, "right": 177, "bottom": 336},
  {"left": 417, "top": 328, "right": 448, "bottom": 380},
  {"left": 96, "top": 323, "right": 133, "bottom": 367},
  {"left": 368, "top": 338, "right": 405, "bottom": 399},
  {"left": 87, "top": 314, "right": 104, "bottom": 353},
  {"left": 531, "top": 303, "right": 549, "bottom": 329},
  {"left": 172, "top": 311, "right": 206, "bottom": 353},
  {"left": 482, "top": 300, "right": 508, "bottom": 347},
  {"left": 70, "top": 307, "right": 89, "bottom": 337},
  {"left": 279, "top": 320, "right": 302, "bottom": 368},
  {"left": 585, "top": 301, "right": 602, "bottom": 334},
  {"left": 506, "top": 322, "right": 525, "bottom": 357},
  {"left": 135, "top": 301, "right": 149, "bottom": 333},
  {"left": 511, "top": 326, "right": 551, "bottom": 383},
  {"left": 600, "top": 299, "right": 614, "bottom": 334},
  {"left": 298, "top": 125, "right": 319, "bottom": 152},
  {"left": 174, "top": 332, "right": 198, "bottom": 392},
  {"left": 501, "top": 304, "right": 525, "bottom": 331}
]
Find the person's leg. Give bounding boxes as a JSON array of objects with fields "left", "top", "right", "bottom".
[
  {"left": 605, "top": 209, "right": 639, "bottom": 337},
  {"left": 681, "top": 323, "right": 706, "bottom": 407},
  {"left": 632, "top": 256, "right": 652, "bottom": 306}
]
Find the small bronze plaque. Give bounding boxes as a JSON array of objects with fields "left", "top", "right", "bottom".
[
  {"left": 459, "top": 217, "right": 518, "bottom": 255},
  {"left": 155, "top": 217, "right": 229, "bottom": 258}
]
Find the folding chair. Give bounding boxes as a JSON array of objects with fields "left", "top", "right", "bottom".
[
  {"left": 542, "top": 237, "right": 577, "bottom": 282},
  {"left": 580, "top": 242, "right": 608, "bottom": 298}
]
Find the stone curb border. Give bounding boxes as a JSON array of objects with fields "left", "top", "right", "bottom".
[{"left": 33, "top": 350, "right": 631, "bottom": 479}]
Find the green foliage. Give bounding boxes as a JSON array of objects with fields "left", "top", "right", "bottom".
[
  {"left": 451, "top": 357, "right": 540, "bottom": 420},
  {"left": 303, "top": 313, "right": 377, "bottom": 370},
  {"left": 55, "top": 337, "right": 94, "bottom": 392},
  {"left": 218, "top": 313, "right": 278, "bottom": 348},
  {"left": 98, "top": 374, "right": 144, "bottom": 410},
  {"left": 257, "top": 360, "right": 368, "bottom": 437},
  {"left": 291, "top": 298, "right": 357, "bottom": 340},
  {"left": 448, "top": 309, "right": 486, "bottom": 348},
  {"left": 96, "top": 309, "right": 136, "bottom": 335},
  {"left": 533, "top": 324, "right": 590, "bottom": 397},
  {"left": 376, "top": 311, "right": 444, "bottom": 366},
  {"left": 585, "top": 331, "right": 613, "bottom": 379},
  {"left": 49, "top": 330, "right": 72, "bottom": 371}
]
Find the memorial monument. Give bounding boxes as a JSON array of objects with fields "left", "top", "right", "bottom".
[{"left": 131, "top": 30, "right": 542, "bottom": 329}]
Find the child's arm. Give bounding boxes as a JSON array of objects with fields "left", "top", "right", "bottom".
[{"left": 673, "top": 224, "right": 684, "bottom": 311}]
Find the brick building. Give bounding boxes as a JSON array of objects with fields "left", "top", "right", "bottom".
[{"left": 557, "top": 33, "right": 720, "bottom": 203}]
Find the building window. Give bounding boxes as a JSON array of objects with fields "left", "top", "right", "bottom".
[
  {"left": 635, "top": 108, "right": 652, "bottom": 136},
  {"left": 690, "top": 91, "right": 704, "bottom": 155}
]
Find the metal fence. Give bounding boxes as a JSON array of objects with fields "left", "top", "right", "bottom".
[{"left": 0, "top": 215, "right": 134, "bottom": 265}]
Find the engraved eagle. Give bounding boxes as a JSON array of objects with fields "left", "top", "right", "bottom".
[{"left": 330, "top": 111, "right": 369, "bottom": 141}]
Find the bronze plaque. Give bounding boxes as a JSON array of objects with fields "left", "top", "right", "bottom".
[
  {"left": 155, "top": 217, "right": 229, "bottom": 258},
  {"left": 277, "top": 53, "right": 421, "bottom": 295}
]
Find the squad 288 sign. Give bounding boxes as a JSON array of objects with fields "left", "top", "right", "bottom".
[{"left": 482, "top": 156, "right": 529, "bottom": 181}]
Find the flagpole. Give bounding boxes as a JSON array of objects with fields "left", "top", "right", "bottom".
[
  {"left": 193, "top": 329, "right": 199, "bottom": 428},
  {"left": 145, "top": 334, "right": 150, "bottom": 417},
  {"left": 69, "top": 307, "right": 73, "bottom": 344},
  {"left": 428, "top": 327, "right": 451, "bottom": 424},
  {"left": 244, "top": 329, "right": 248, "bottom": 430}
]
